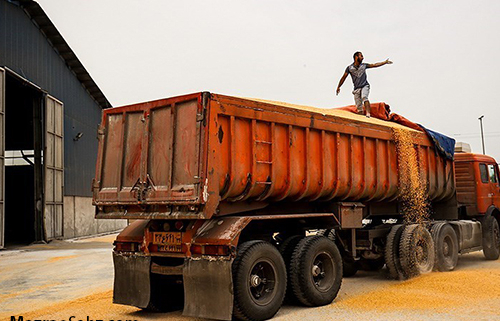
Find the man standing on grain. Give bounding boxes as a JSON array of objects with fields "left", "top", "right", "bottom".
[{"left": 336, "top": 52, "right": 393, "bottom": 118}]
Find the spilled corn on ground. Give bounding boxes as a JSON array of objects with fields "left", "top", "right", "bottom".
[
  {"left": 3, "top": 261, "right": 499, "bottom": 321},
  {"left": 338, "top": 269, "right": 500, "bottom": 312}
]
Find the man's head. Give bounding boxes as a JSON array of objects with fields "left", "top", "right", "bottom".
[{"left": 353, "top": 51, "right": 364, "bottom": 63}]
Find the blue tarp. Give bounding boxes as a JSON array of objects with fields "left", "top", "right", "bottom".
[{"left": 418, "top": 125, "right": 456, "bottom": 160}]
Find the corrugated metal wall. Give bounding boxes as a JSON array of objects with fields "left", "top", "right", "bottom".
[{"left": 0, "top": 1, "right": 103, "bottom": 196}]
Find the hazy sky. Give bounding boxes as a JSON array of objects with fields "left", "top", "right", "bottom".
[{"left": 36, "top": 0, "right": 500, "bottom": 161}]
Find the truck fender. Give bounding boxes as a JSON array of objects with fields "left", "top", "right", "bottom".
[{"left": 191, "top": 216, "right": 253, "bottom": 248}]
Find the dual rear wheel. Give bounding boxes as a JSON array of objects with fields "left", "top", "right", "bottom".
[
  {"left": 289, "top": 236, "right": 342, "bottom": 307},
  {"left": 385, "top": 223, "right": 459, "bottom": 280},
  {"left": 232, "top": 236, "right": 342, "bottom": 321},
  {"left": 232, "top": 241, "right": 286, "bottom": 321}
]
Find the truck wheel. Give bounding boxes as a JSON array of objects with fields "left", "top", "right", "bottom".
[
  {"left": 431, "top": 223, "right": 458, "bottom": 271},
  {"left": 400, "top": 224, "right": 435, "bottom": 278},
  {"left": 289, "top": 236, "right": 342, "bottom": 307},
  {"left": 482, "top": 215, "right": 500, "bottom": 260},
  {"left": 279, "top": 235, "right": 302, "bottom": 303},
  {"left": 279, "top": 235, "right": 303, "bottom": 267},
  {"left": 232, "top": 241, "right": 287, "bottom": 321},
  {"left": 430, "top": 222, "right": 445, "bottom": 271},
  {"left": 385, "top": 224, "right": 405, "bottom": 280}
]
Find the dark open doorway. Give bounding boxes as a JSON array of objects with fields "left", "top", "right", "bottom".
[{"left": 4, "top": 72, "right": 43, "bottom": 246}]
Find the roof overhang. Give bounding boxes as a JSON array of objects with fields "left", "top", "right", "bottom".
[{"left": 9, "top": 0, "right": 112, "bottom": 109}]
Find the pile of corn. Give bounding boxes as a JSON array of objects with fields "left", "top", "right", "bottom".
[
  {"left": 244, "top": 97, "right": 417, "bottom": 131},
  {"left": 392, "top": 128, "right": 430, "bottom": 224}
]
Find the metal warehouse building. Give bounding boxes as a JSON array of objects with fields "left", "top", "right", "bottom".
[{"left": 0, "top": 0, "right": 126, "bottom": 248}]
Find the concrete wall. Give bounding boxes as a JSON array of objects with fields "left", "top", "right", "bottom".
[{"left": 63, "top": 196, "right": 127, "bottom": 239}]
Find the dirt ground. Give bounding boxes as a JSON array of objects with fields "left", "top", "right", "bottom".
[{"left": 1, "top": 234, "right": 499, "bottom": 321}]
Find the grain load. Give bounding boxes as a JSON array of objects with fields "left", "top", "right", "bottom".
[{"left": 244, "top": 97, "right": 419, "bottom": 131}]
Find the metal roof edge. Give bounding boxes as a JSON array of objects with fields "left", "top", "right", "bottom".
[{"left": 11, "top": 0, "right": 112, "bottom": 109}]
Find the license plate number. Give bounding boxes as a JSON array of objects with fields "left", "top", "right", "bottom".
[
  {"left": 153, "top": 232, "right": 182, "bottom": 245},
  {"left": 157, "top": 245, "right": 182, "bottom": 252}
]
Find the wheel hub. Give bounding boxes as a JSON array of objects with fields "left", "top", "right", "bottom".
[
  {"left": 248, "top": 260, "right": 276, "bottom": 305},
  {"left": 250, "top": 274, "right": 262, "bottom": 287},
  {"left": 416, "top": 245, "right": 425, "bottom": 262},
  {"left": 312, "top": 264, "right": 321, "bottom": 277},
  {"left": 443, "top": 241, "right": 450, "bottom": 256}
]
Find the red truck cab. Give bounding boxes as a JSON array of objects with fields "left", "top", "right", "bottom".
[{"left": 455, "top": 153, "right": 500, "bottom": 216}]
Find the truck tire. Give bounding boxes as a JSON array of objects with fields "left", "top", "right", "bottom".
[
  {"left": 482, "top": 215, "right": 500, "bottom": 260},
  {"left": 385, "top": 224, "right": 405, "bottom": 280},
  {"left": 279, "top": 235, "right": 303, "bottom": 267},
  {"left": 400, "top": 224, "right": 435, "bottom": 278},
  {"left": 431, "top": 223, "right": 458, "bottom": 271},
  {"left": 430, "top": 222, "right": 445, "bottom": 271},
  {"left": 279, "top": 235, "right": 303, "bottom": 303},
  {"left": 289, "top": 236, "right": 342, "bottom": 307},
  {"left": 317, "top": 229, "right": 336, "bottom": 241},
  {"left": 232, "top": 240, "right": 287, "bottom": 321}
]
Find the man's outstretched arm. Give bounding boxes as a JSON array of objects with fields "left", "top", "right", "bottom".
[
  {"left": 367, "top": 59, "right": 393, "bottom": 68},
  {"left": 336, "top": 71, "right": 348, "bottom": 95}
]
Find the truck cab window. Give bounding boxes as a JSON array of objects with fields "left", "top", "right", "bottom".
[
  {"left": 479, "top": 164, "right": 489, "bottom": 183},
  {"left": 488, "top": 164, "right": 498, "bottom": 184}
]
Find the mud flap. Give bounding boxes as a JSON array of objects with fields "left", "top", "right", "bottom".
[
  {"left": 183, "top": 257, "right": 234, "bottom": 320},
  {"left": 113, "top": 252, "right": 151, "bottom": 308}
]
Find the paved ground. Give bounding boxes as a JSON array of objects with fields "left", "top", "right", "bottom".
[{"left": 1, "top": 234, "right": 500, "bottom": 321}]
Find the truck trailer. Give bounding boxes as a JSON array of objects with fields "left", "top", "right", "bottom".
[{"left": 93, "top": 92, "right": 500, "bottom": 321}]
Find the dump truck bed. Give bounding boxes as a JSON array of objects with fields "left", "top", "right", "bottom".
[{"left": 93, "top": 92, "right": 455, "bottom": 220}]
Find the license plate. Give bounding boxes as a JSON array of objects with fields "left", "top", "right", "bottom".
[
  {"left": 153, "top": 232, "right": 182, "bottom": 245},
  {"left": 157, "top": 244, "right": 182, "bottom": 252}
]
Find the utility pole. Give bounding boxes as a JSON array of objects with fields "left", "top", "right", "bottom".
[{"left": 478, "top": 115, "right": 485, "bottom": 154}]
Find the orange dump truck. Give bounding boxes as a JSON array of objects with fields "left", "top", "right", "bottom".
[{"left": 93, "top": 92, "right": 500, "bottom": 321}]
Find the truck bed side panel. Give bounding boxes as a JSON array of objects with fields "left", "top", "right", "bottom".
[{"left": 210, "top": 94, "right": 455, "bottom": 209}]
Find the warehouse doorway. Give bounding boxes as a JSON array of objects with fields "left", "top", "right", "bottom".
[
  {"left": 3, "top": 70, "right": 40, "bottom": 246},
  {"left": 0, "top": 68, "right": 64, "bottom": 248}
]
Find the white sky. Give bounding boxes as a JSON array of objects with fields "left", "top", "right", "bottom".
[{"left": 37, "top": 0, "right": 500, "bottom": 161}]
